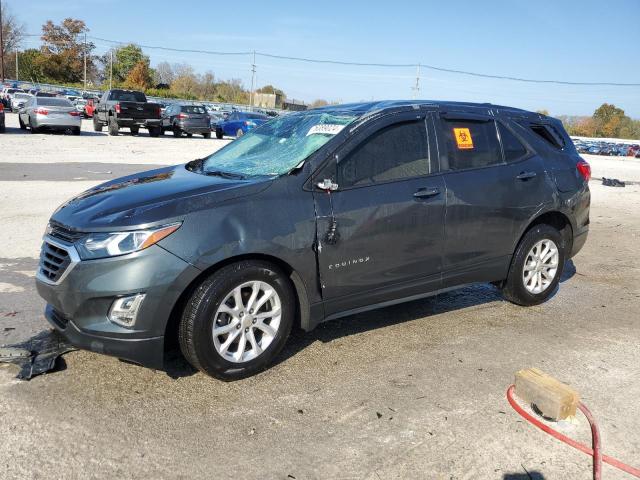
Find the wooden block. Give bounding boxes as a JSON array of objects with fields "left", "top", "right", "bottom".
[{"left": 514, "top": 368, "right": 580, "bottom": 421}]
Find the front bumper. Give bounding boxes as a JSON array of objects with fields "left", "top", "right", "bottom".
[{"left": 35, "top": 241, "right": 201, "bottom": 369}]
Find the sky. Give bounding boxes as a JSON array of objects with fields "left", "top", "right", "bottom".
[{"left": 6, "top": 0, "right": 640, "bottom": 117}]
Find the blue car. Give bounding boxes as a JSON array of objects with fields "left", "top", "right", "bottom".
[{"left": 215, "top": 111, "right": 269, "bottom": 138}]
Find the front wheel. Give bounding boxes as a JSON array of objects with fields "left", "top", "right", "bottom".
[
  {"left": 501, "top": 224, "right": 565, "bottom": 306},
  {"left": 203, "top": 132, "right": 211, "bottom": 139},
  {"left": 178, "top": 260, "right": 295, "bottom": 380},
  {"left": 93, "top": 115, "right": 103, "bottom": 132},
  {"left": 108, "top": 117, "right": 119, "bottom": 136},
  {"left": 148, "top": 126, "right": 161, "bottom": 137},
  {"left": 216, "top": 129, "right": 223, "bottom": 139},
  {"left": 130, "top": 126, "right": 139, "bottom": 135}
]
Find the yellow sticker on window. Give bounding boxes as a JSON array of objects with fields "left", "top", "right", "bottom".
[{"left": 453, "top": 128, "right": 474, "bottom": 149}]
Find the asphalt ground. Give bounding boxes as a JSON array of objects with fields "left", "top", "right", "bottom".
[{"left": 1, "top": 112, "right": 639, "bottom": 479}]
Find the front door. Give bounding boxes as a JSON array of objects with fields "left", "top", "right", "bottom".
[{"left": 313, "top": 111, "right": 446, "bottom": 317}]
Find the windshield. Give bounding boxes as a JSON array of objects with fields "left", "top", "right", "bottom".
[{"left": 201, "top": 111, "right": 357, "bottom": 177}]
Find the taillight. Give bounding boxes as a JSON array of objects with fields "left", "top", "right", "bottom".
[
  {"left": 244, "top": 121, "right": 256, "bottom": 126},
  {"left": 69, "top": 111, "right": 80, "bottom": 117},
  {"left": 577, "top": 160, "right": 591, "bottom": 182},
  {"left": 177, "top": 113, "right": 189, "bottom": 119},
  {"left": 0, "top": 103, "right": 3, "bottom": 112},
  {"left": 34, "top": 108, "right": 49, "bottom": 115},
  {"left": 115, "top": 103, "right": 121, "bottom": 114}
]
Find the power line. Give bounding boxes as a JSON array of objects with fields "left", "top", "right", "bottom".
[{"left": 22, "top": 33, "right": 640, "bottom": 87}]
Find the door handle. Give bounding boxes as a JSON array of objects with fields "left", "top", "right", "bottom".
[
  {"left": 413, "top": 187, "right": 440, "bottom": 199},
  {"left": 516, "top": 171, "right": 537, "bottom": 180}
]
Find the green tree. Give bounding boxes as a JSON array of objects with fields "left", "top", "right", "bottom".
[
  {"left": 16, "top": 48, "right": 45, "bottom": 82},
  {"left": 37, "top": 18, "right": 94, "bottom": 83},
  {"left": 256, "top": 84, "right": 286, "bottom": 98},
  {"left": 536, "top": 109, "right": 549, "bottom": 116},
  {"left": 593, "top": 103, "right": 626, "bottom": 137},
  {"left": 109, "top": 44, "right": 149, "bottom": 83}
]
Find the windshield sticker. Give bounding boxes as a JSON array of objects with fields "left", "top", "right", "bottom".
[
  {"left": 454, "top": 128, "right": 474, "bottom": 149},
  {"left": 306, "top": 124, "right": 346, "bottom": 136}
]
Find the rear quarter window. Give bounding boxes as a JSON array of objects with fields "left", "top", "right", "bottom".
[{"left": 525, "top": 123, "right": 566, "bottom": 150}]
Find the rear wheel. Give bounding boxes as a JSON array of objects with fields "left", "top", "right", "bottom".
[
  {"left": 93, "top": 115, "right": 103, "bottom": 132},
  {"left": 178, "top": 260, "right": 295, "bottom": 380},
  {"left": 172, "top": 126, "right": 182, "bottom": 137},
  {"left": 148, "top": 126, "right": 161, "bottom": 137},
  {"left": 501, "top": 224, "right": 565, "bottom": 306},
  {"left": 108, "top": 117, "right": 119, "bottom": 136},
  {"left": 72, "top": 127, "right": 81, "bottom": 136},
  {"left": 203, "top": 132, "right": 211, "bottom": 139},
  {"left": 29, "top": 117, "right": 39, "bottom": 134},
  {"left": 236, "top": 128, "right": 244, "bottom": 137},
  {"left": 216, "top": 129, "right": 223, "bottom": 139},
  {"left": 130, "top": 126, "right": 139, "bottom": 135},
  {"left": 186, "top": 133, "right": 193, "bottom": 138},
  {"left": 19, "top": 115, "right": 26, "bottom": 130}
]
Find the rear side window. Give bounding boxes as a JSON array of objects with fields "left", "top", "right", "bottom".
[
  {"left": 442, "top": 119, "right": 502, "bottom": 170},
  {"left": 338, "top": 120, "right": 429, "bottom": 187},
  {"left": 498, "top": 123, "right": 528, "bottom": 162},
  {"left": 38, "top": 98, "right": 73, "bottom": 107},
  {"left": 528, "top": 124, "right": 565, "bottom": 149},
  {"left": 182, "top": 106, "right": 206, "bottom": 114}
]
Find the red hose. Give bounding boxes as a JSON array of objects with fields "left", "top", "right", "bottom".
[{"left": 506, "top": 385, "right": 640, "bottom": 479}]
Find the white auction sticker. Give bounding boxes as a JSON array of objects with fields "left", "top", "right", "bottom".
[{"left": 306, "top": 124, "right": 346, "bottom": 136}]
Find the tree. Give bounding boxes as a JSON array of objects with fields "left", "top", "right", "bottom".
[
  {"left": 124, "top": 60, "right": 152, "bottom": 90},
  {"left": 593, "top": 103, "right": 626, "bottom": 137},
  {"left": 536, "top": 109, "right": 549, "bottom": 116},
  {"left": 153, "top": 61, "right": 174, "bottom": 86},
  {"left": 256, "top": 84, "right": 286, "bottom": 98},
  {"left": 1, "top": 3, "right": 25, "bottom": 80},
  {"left": 37, "top": 18, "right": 94, "bottom": 83},
  {"left": 570, "top": 117, "right": 597, "bottom": 137},
  {"left": 310, "top": 99, "right": 329, "bottom": 108},
  {"left": 109, "top": 43, "right": 149, "bottom": 83},
  {"left": 16, "top": 48, "right": 45, "bottom": 82}
]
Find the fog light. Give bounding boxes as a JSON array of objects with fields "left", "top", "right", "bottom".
[{"left": 108, "top": 294, "right": 146, "bottom": 328}]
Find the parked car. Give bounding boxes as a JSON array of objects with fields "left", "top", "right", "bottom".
[
  {"left": 11, "top": 92, "right": 33, "bottom": 112},
  {"left": 208, "top": 112, "right": 225, "bottom": 131},
  {"left": 18, "top": 96, "right": 82, "bottom": 135},
  {"left": 35, "top": 100, "right": 590, "bottom": 379},
  {"left": 161, "top": 104, "right": 211, "bottom": 138},
  {"left": 92, "top": 89, "right": 162, "bottom": 136},
  {"left": 1, "top": 87, "right": 24, "bottom": 107},
  {"left": 0, "top": 102, "right": 5, "bottom": 133},
  {"left": 73, "top": 98, "right": 88, "bottom": 116},
  {"left": 215, "top": 111, "right": 269, "bottom": 138}
]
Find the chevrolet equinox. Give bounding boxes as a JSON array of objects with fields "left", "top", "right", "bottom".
[{"left": 36, "top": 101, "right": 590, "bottom": 379}]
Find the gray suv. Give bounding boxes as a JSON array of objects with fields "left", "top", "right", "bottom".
[{"left": 35, "top": 101, "right": 590, "bottom": 380}]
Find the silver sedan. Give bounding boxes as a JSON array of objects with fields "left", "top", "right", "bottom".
[{"left": 18, "top": 96, "right": 82, "bottom": 135}]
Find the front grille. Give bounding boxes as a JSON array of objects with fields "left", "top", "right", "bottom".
[
  {"left": 39, "top": 240, "right": 72, "bottom": 283},
  {"left": 48, "top": 222, "right": 85, "bottom": 243}
]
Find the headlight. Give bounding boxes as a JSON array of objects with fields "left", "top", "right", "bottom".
[{"left": 76, "top": 223, "right": 181, "bottom": 260}]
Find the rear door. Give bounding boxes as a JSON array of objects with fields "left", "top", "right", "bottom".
[
  {"left": 313, "top": 109, "right": 446, "bottom": 317},
  {"left": 434, "top": 111, "right": 549, "bottom": 286}
]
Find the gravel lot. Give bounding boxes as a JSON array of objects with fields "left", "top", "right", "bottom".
[{"left": 1, "top": 112, "right": 639, "bottom": 479}]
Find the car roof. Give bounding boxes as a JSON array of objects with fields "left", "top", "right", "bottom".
[{"left": 310, "top": 99, "right": 534, "bottom": 118}]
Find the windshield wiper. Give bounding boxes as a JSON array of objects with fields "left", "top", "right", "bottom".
[{"left": 203, "top": 170, "right": 246, "bottom": 180}]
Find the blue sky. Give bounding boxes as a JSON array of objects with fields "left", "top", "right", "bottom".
[{"left": 8, "top": 0, "right": 640, "bottom": 117}]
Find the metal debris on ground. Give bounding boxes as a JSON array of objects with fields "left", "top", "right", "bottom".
[{"left": 0, "top": 329, "right": 76, "bottom": 380}]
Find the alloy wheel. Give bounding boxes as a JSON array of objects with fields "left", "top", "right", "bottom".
[
  {"left": 522, "top": 239, "right": 559, "bottom": 294},
  {"left": 212, "top": 281, "right": 281, "bottom": 363}
]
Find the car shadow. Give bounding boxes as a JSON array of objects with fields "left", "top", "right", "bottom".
[{"left": 503, "top": 472, "right": 546, "bottom": 480}]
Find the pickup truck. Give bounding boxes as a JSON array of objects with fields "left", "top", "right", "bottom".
[{"left": 92, "top": 89, "right": 162, "bottom": 136}]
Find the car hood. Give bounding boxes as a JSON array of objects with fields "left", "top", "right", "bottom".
[{"left": 51, "top": 163, "right": 272, "bottom": 231}]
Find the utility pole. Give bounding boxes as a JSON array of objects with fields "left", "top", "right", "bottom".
[
  {"left": 83, "top": 32, "right": 87, "bottom": 92},
  {"left": 411, "top": 63, "right": 421, "bottom": 100},
  {"left": 0, "top": 0, "right": 4, "bottom": 83},
  {"left": 249, "top": 50, "right": 256, "bottom": 110},
  {"left": 109, "top": 50, "right": 113, "bottom": 90},
  {"left": 15, "top": 49, "right": 18, "bottom": 81}
]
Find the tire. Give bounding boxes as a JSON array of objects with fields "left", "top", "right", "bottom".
[
  {"left": 178, "top": 260, "right": 295, "bottom": 380},
  {"left": 172, "top": 126, "right": 182, "bottom": 137},
  {"left": 501, "top": 224, "right": 565, "bottom": 306},
  {"left": 93, "top": 115, "right": 103, "bottom": 132},
  {"left": 0, "top": 122, "right": 4, "bottom": 133},
  {"left": 29, "top": 117, "right": 39, "bottom": 134},
  {"left": 148, "top": 126, "right": 161, "bottom": 137},
  {"left": 216, "top": 129, "right": 223, "bottom": 139},
  {"left": 130, "top": 126, "right": 139, "bottom": 135},
  {"left": 203, "top": 132, "right": 211, "bottom": 139},
  {"left": 72, "top": 127, "right": 81, "bottom": 136},
  {"left": 108, "top": 116, "right": 119, "bottom": 136},
  {"left": 19, "top": 115, "right": 26, "bottom": 130},
  {"left": 236, "top": 128, "right": 244, "bottom": 137}
]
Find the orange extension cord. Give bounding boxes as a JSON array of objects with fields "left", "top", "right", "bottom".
[{"left": 506, "top": 385, "right": 640, "bottom": 479}]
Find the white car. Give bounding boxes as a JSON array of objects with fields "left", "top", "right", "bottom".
[{"left": 11, "top": 92, "right": 34, "bottom": 112}]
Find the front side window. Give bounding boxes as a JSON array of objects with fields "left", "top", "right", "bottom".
[
  {"left": 442, "top": 119, "right": 502, "bottom": 170},
  {"left": 337, "top": 121, "right": 429, "bottom": 188}
]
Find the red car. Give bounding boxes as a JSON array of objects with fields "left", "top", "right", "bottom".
[{"left": 83, "top": 98, "right": 98, "bottom": 118}]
